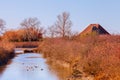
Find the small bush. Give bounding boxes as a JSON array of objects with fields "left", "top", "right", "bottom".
[{"left": 0, "top": 41, "right": 15, "bottom": 65}]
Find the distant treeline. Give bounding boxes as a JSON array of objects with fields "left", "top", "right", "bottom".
[
  {"left": 0, "top": 12, "right": 78, "bottom": 42},
  {"left": 2, "top": 29, "right": 42, "bottom": 42}
]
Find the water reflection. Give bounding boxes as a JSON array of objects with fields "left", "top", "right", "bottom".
[
  {"left": 0, "top": 53, "right": 58, "bottom": 80},
  {"left": 0, "top": 66, "right": 6, "bottom": 77}
]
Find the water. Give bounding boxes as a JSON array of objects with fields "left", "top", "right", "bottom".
[{"left": 0, "top": 51, "right": 59, "bottom": 80}]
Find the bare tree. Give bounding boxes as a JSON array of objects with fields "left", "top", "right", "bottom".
[
  {"left": 20, "top": 17, "right": 43, "bottom": 41},
  {"left": 55, "top": 12, "right": 72, "bottom": 38},
  {"left": 47, "top": 25, "right": 57, "bottom": 38},
  {"left": 0, "top": 19, "right": 6, "bottom": 35}
]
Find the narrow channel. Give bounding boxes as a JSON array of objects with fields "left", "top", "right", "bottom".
[{"left": 0, "top": 49, "right": 59, "bottom": 80}]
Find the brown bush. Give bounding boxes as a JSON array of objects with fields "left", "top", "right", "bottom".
[
  {"left": 0, "top": 41, "right": 15, "bottom": 65},
  {"left": 81, "top": 35, "right": 120, "bottom": 79},
  {"left": 38, "top": 38, "right": 80, "bottom": 62},
  {"left": 38, "top": 35, "right": 120, "bottom": 79}
]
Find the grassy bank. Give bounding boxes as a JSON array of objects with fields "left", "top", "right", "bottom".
[
  {"left": 37, "top": 35, "right": 120, "bottom": 80},
  {"left": 0, "top": 41, "right": 15, "bottom": 66},
  {"left": 14, "top": 41, "right": 39, "bottom": 48}
]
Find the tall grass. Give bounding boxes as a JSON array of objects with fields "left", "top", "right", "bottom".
[
  {"left": 0, "top": 41, "right": 15, "bottom": 66},
  {"left": 81, "top": 35, "right": 120, "bottom": 80},
  {"left": 14, "top": 41, "right": 39, "bottom": 48},
  {"left": 38, "top": 38, "right": 83, "bottom": 79},
  {"left": 38, "top": 35, "right": 120, "bottom": 80}
]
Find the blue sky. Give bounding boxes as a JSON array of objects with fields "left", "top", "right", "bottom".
[{"left": 0, "top": 0, "right": 120, "bottom": 34}]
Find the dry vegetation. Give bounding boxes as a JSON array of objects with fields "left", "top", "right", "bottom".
[
  {"left": 0, "top": 12, "right": 120, "bottom": 79},
  {"left": 0, "top": 41, "right": 15, "bottom": 66},
  {"left": 0, "top": 19, "right": 15, "bottom": 66},
  {"left": 37, "top": 35, "right": 120, "bottom": 80},
  {"left": 14, "top": 41, "right": 40, "bottom": 48}
]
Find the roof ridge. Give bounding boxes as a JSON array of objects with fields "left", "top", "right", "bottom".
[{"left": 80, "top": 24, "right": 110, "bottom": 35}]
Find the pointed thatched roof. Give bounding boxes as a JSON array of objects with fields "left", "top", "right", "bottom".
[{"left": 80, "top": 24, "right": 110, "bottom": 36}]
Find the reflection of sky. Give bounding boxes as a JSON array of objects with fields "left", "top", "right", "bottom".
[{"left": 0, "top": 53, "right": 58, "bottom": 80}]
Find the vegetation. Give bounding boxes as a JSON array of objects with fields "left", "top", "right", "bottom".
[
  {"left": 0, "top": 12, "right": 120, "bottom": 80},
  {"left": 2, "top": 29, "right": 43, "bottom": 42},
  {"left": 14, "top": 41, "right": 39, "bottom": 48},
  {"left": 47, "top": 12, "right": 72, "bottom": 38},
  {"left": 0, "top": 18, "right": 15, "bottom": 66},
  {"left": 1, "top": 18, "right": 43, "bottom": 42},
  {"left": 37, "top": 35, "right": 120, "bottom": 80},
  {"left": 0, "top": 41, "right": 15, "bottom": 66},
  {"left": 20, "top": 17, "right": 44, "bottom": 41}
]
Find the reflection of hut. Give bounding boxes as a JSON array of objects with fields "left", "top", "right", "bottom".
[{"left": 80, "top": 24, "right": 110, "bottom": 36}]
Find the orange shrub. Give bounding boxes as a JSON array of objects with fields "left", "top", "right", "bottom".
[
  {"left": 81, "top": 35, "right": 120, "bottom": 79},
  {"left": 0, "top": 41, "right": 15, "bottom": 65},
  {"left": 38, "top": 35, "right": 120, "bottom": 79}
]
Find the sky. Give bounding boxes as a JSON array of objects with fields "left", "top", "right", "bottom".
[{"left": 0, "top": 0, "right": 120, "bottom": 34}]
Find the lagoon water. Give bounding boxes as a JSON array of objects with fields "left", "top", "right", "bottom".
[{"left": 0, "top": 51, "right": 59, "bottom": 80}]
